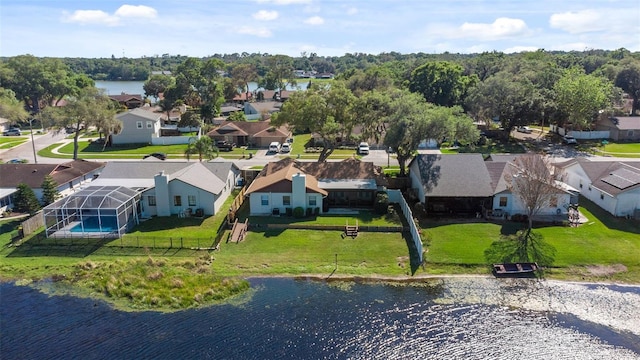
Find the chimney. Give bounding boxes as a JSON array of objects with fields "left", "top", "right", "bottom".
[
  {"left": 154, "top": 171, "right": 171, "bottom": 216},
  {"left": 292, "top": 172, "right": 306, "bottom": 209}
]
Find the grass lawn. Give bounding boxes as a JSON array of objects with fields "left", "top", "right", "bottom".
[
  {"left": 0, "top": 136, "right": 28, "bottom": 149},
  {"left": 420, "top": 197, "right": 640, "bottom": 282},
  {"left": 593, "top": 142, "right": 640, "bottom": 158},
  {"left": 437, "top": 139, "right": 526, "bottom": 155}
]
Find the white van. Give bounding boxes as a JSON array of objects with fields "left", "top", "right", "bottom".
[{"left": 268, "top": 142, "right": 281, "bottom": 153}]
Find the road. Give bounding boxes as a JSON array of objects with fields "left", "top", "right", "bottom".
[{"left": 0, "top": 130, "right": 70, "bottom": 164}]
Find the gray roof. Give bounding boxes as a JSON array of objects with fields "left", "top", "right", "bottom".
[
  {"left": 116, "top": 108, "right": 162, "bottom": 121},
  {"left": 577, "top": 159, "right": 640, "bottom": 196},
  {"left": 412, "top": 154, "right": 494, "bottom": 197},
  {"left": 610, "top": 117, "right": 640, "bottom": 130},
  {"left": 94, "top": 161, "right": 235, "bottom": 195}
]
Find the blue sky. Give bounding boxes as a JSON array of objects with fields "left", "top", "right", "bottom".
[{"left": 1, "top": 0, "right": 639, "bottom": 58}]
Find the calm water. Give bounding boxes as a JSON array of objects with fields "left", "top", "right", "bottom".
[
  {"left": 1, "top": 277, "right": 639, "bottom": 359},
  {"left": 95, "top": 81, "right": 310, "bottom": 97}
]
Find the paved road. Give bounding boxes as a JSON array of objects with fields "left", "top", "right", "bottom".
[{"left": 0, "top": 130, "right": 70, "bottom": 164}]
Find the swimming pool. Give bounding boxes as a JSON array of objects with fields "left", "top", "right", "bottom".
[{"left": 70, "top": 217, "right": 117, "bottom": 233}]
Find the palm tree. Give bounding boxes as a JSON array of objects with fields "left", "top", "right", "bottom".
[{"left": 185, "top": 136, "right": 218, "bottom": 162}]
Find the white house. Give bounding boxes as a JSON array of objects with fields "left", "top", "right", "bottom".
[
  {"left": 90, "top": 161, "right": 241, "bottom": 217},
  {"left": 111, "top": 108, "right": 162, "bottom": 145},
  {"left": 555, "top": 158, "right": 640, "bottom": 218}
]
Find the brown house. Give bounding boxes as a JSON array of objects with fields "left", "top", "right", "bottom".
[
  {"left": 109, "top": 93, "right": 144, "bottom": 109},
  {"left": 596, "top": 116, "right": 640, "bottom": 141},
  {"left": 207, "top": 120, "right": 290, "bottom": 148}
]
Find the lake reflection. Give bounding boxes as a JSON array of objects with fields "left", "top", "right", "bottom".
[{"left": 1, "top": 277, "right": 639, "bottom": 359}]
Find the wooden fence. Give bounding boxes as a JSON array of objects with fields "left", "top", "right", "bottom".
[
  {"left": 21, "top": 211, "right": 44, "bottom": 236},
  {"left": 228, "top": 185, "right": 247, "bottom": 222}
]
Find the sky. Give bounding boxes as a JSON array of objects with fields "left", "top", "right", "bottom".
[{"left": 1, "top": 0, "right": 639, "bottom": 59}]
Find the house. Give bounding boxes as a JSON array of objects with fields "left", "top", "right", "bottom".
[
  {"left": 595, "top": 117, "right": 640, "bottom": 141},
  {"left": 111, "top": 108, "right": 163, "bottom": 145},
  {"left": 244, "top": 100, "right": 282, "bottom": 120},
  {"left": 109, "top": 93, "right": 144, "bottom": 109},
  {"left": 207, "top": 120, "right": 290, "bottom": 148},
  {"left": 555, "top": 158, "right": 640, "bottom": 218},
  {"left": 244, "top": 158, "right": 387, "bottom": 216},
  {"left": 0, "top": 160, "right": 105, "bottom": 214},
  {"left": 90, "top": 161, "right": 240, "bottom": 217},
  {"left": 409, "top": 154, "right": 571, "bottom": 218}
]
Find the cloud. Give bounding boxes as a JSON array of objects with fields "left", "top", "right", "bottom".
[
  {"left": 62, "top": 5, "right": 158, "bottom": 26},
  {"left": 255, "top": 0, "right": 311, "bottom": 4},
  {"left": 253, "top": 10, "right": 279, "bottom": 21},
  {"left": 62, "top": 10, "right": 119, "bottom": 26},
  {"left": 549, "top": 10, "right": 604, "bottom": 34},
  {"left": 346, "top": 7, "right": 358, "bottom": 16},
  {"left": 114, "top": 5, "right": 157, "bottom": 18},
  {"left": 459, "top": 17, "right": 529, "bottom": 40},
  {"left": 304, "top": 16, "right": 324, "bottom": 25},
  {"left": 237, "top": 26, "right": 272, "bottom": 37},
  {"left": 503, "top": 46, "right": 541, "bottom": 54}
]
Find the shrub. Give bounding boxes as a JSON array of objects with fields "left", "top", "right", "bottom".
[
  {"left": 314, "top": 207, "right": 320, "bottom": 215},
  {"left": 306, "top": 207, "right": 313, "bottom": 217},
  {"left": 374, "top": 192, "right": 389, "bottom": 214},
  {"left": 293, "top": 207, "right": 305, "bottom": 218},
  {"left": 285, "top": 207, "right": 293, "bottom": 217}
]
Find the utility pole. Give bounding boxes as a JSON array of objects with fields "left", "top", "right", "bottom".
[{"left": 29, "top": 118, "right": 37, "bottom": 164}]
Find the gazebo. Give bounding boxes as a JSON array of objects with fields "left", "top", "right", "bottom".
[{"left": 43, "top": 186, "right": 140, "bottom": 238}]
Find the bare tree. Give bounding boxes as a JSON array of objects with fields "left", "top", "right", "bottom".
[{"left": 505, "top": 154, "right": 564, "bottom": 236}]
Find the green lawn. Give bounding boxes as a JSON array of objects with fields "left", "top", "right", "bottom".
[
  {"left": 440, "top": 139, "right": 526, "bottom": 155},
  {"left": 0, "top": 136, "right": 28, "bottom": 149},
  {"left": 594, "top": 142, "right": 640, "bottom": 158}
]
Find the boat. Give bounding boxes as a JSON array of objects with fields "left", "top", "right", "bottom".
[{"left": 492, "top": 262, "right": 539, "bottom": 276}]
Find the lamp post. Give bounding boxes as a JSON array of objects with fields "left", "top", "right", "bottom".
[{"left": 29, "top": 118, "right": 37, "bottom": 164}]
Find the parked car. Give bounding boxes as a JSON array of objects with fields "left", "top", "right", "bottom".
[
  {"left": 143, "top": 152, "right": 167, "bottom": 160},
  {"left": 358, "top": 142, "right": 370, "bottom": 155},
  {"left": 516, "top": 126, "right": 532, "bottom": 134},
  {"left": 216, "top": 140, "right": 235, "bottom": 152},
  {"left": 563, "top": 135, "right": 577, "bottom": 145},
  {"left": 280, "top": 143, "right": 291, "bottom": 153},
  {"left": 2, "top": 128, "right": 21, "bottom": 136},
  {"left": 6, "top": 158, "right": 26, "bottom": 164},
  {"left": 268, "top": 142, "right": 281, "bottom": 153}
]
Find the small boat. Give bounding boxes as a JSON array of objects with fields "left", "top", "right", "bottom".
[{"left": 492, "top": 262, "right": 539, "bottom": 276}]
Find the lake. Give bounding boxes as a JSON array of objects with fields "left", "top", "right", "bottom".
[
  {"left": 95, "top": 81, "right": 311, "bottom": 97},
  {"left": 2, "top": 277, "right": 639, "bottom": 359}
]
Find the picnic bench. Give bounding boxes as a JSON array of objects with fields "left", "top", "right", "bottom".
[{"left": 342, "top": 220, "right": 359, "bottom": 239}]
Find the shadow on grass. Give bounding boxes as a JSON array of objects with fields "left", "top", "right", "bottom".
[
  {"left": 7, "top": 236, "right": 113, "bottom": 258},
  {"left": 404, "top": 230, "right": 423, "bottom": 275},
  {"left": 484, "top": 230, "right": 556, "bottom": 268},
  {"left": 129, "top": 216, "right": 206, "bottom": 233},
  {"left": 579, "top": 196, "right": 640, "bottom": 234}
]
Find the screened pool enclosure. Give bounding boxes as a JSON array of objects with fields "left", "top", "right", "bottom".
[{"left": 43, "top": 186, "right": 140, "bottom": 238}]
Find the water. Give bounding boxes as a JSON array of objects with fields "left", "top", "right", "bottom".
[
  {"left": 1, "top": 278, "right": 639, "bottom": 359},
  {"left": 94, "top": 81, "right": 311, "bottom": 97},
  {"left": 70, "top": 217, "right": 117, "bottom": 233}
]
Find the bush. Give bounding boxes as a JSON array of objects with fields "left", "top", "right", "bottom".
[
  {"left": 306, "top": 207, "right": 313, "bottom": 217},
  {"left": 374, "top": 192, "right": 389, "bottom": 214},
  {"left": 285, "top": 207, "right": 293, "bottom": 217},
  {"left": 314, "top": 207, "right": 320, "bottom": 215},
  {"left": 293, "top": 207, "right": 305, "bottom": 218}
]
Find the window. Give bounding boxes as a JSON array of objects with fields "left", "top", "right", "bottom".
[
  {"left": 283, "top": 195, "right": 291, "bottom": 206},
  {"left": 174, "top": 196, "right": 182, "bottom": 206},
  {"left": 146, "top": 121, "right": 153, "bottom": 129},
  {"left": 588, "top": 185, "right": 592, "bottom": 191},
  {"left": 628, "top": 130, "right": 634, "bottom": 137},
  {"left": 600, "top": 193, "right": 604, "bottom": 200},
  {"left": 188, "top": 195, "right": 196, "bottom": 206},
  {"left": 309, "top": 196, "right": 317, "bottom": 206},
  {"left": 499, "top": 197, "right": 507, "bottom": 207},
  {"left": 549, "top": 196, "right": 557, "bottom": 208},
  {"left": 136, "top": 121, "right": 143, "bottom": 129},
  {"left": 148, "top": 195, "right": 156, "bottom": 206},
  {"left": 261, "top": 195, "right": 269, "bottom": 206}
]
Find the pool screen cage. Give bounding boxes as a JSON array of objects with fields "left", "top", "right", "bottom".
[{"left": 43, "top": 186, "right": 141, "bottom": 238}]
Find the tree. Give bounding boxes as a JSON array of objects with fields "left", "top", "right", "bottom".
[
  {"left": 178, "top": 112, "right": 202, "bottom": 128},
  {"left": 231, "top": 63, "right": 258, "bottom": 101},
  {"left": 262, "top": 55, "right": 296, "bottom": 91},
  {"left": 615, "top": 61, "right": 640, "bottom": 115},
  {"left": 143, "top": 74, "right": 175, "bottom": 103},
  {"left": 351, "top": 90, "right": 394, "bottom": 145},
  {"left": 554, "top": 67, "right": 614, "bottom": 129},
  {"left": 0, "top": 88, "right": 29, "bottom": 126},
  {"left": 13, "top": 183, "right": 41, "bottom": 215},
  {"left": 272, "top": 82, "right": 355, "bottom": 162},
  {"left": 41, "top": 175, "right": 60, "bottom": 206},
  {"left": 185, "top": 136, "right": 218, "bottom": 162},
  {"left": 409, "top": 61, "right": 477, "bottom": 107},
  {"left": 228, "top": 111, "right": 247, "bottom": 122},
  {"left": 505, "top": 154, "right": 562, "bottom": 235}
]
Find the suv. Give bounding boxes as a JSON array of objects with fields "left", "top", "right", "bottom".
[
  {"left": 563, "top": 135, "right": 577, "bottom": 145},
  {"left": 358, "top": 142, "right": 370, "bottom": 155},
  {"left": 280, "top": 143, "right": 291, "bottom": 153},
  {"left": 268, "top": 142, "right": 281, "bottom": 153},
  {"left": 516, "top": 126, "right": 532, "bottom": 134},
  {"left": 3, "top": 128, "right": 21, "bottom": 136},
  {"left": 216, "top": 140, "right": 235, "bottom": 151}
]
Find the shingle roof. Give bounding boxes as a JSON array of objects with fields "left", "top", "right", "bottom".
[
  {"left": 116, "top": 108, "right": 162, "bottom": 121},
  {"left": 0, "top": 160, "right": 104, "bottom": 189},
  {"left": 206, "top": 120, "right": 289, "bottom": 138},
  {"left": 412, "top": 154, "right": 494, "bottom": 197},
  {"left": 609, "top": 117, "right": 640, "bottom": 130},
  {"left": 576, "top": 159, "right": 640, "bottom": 196},
  {"left": 245, "top": 161, "right": 327, "bottom": 196}
]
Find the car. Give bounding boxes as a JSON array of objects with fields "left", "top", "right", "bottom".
[
  {"left": 516, "top": 126, "right": 532, "bottom": 134},
  {"left": 563, "top": 135, "right": 577, "bottom": 145},
  {"left": 268, "top": 142, "right": 281, "bottom": 153},
  {"left": 280, "top": 143, "right": 291, "bottom": 153},
  {"left": 6, "top": 158, "right": 25, "bottom": 164},
  {"left": 216, "top": 140, "right": 235, "bottom": 152},
  {"left": 143, "top": 152, "right": 167, "bottom": 160},
  {"left": 358, "top": 142, "right": 370, "bottom": 155},
  {"left": 2, "top": 128, "right": 21, "bottom": 136}
]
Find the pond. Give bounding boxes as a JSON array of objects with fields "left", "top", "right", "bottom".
[{"left": 1, "top": 277, "right": 638, "bottom": 359}]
